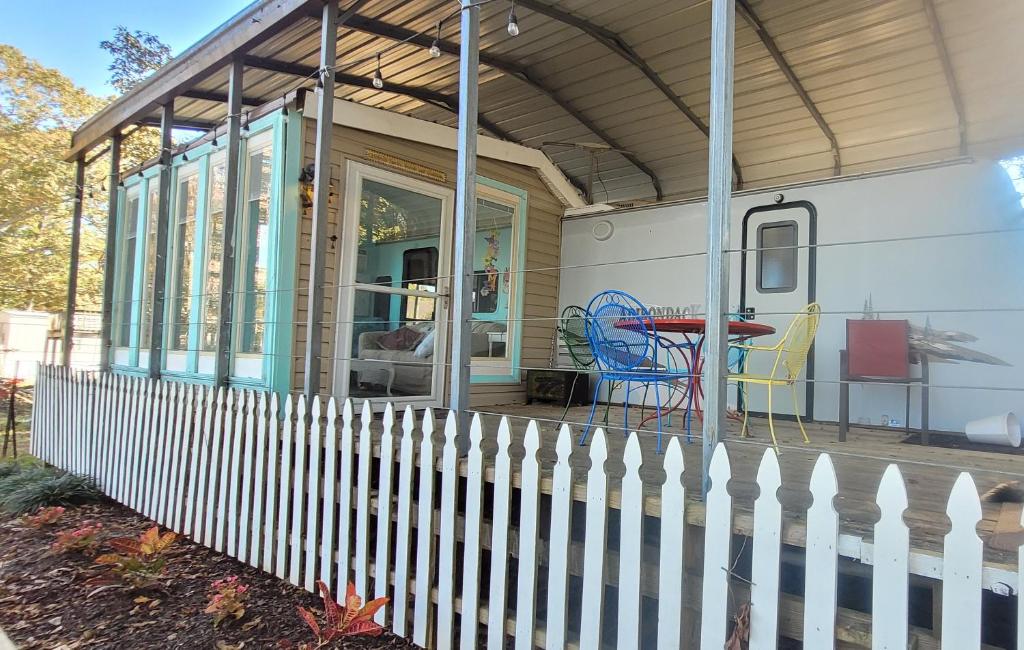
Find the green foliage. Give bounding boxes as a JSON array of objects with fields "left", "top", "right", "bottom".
[
  {"left": 0, "top": 45, "right": 107, "bottom": 311},
  {"left": 99, "top": 26, "right": 172, "bottom": 94},
  {"left": 0, "top": 456, "right": 43, "bottom": 480},
  {"left": 0, "top": 468, "right": 103, "bottom": 516},
  {"left": 0, "top": 32, "right": 170, "bottom": 312}
]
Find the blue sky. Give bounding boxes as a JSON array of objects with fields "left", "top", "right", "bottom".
[{"left": 0, "top": 0, "right": 251, "bottom": 96}]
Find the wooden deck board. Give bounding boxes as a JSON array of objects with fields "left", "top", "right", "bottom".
[{"left": 471, "top": 403, "right": 1024, "bottom": 567}]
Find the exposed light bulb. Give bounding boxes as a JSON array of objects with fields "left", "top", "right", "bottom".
[
  {"left": 372, "top": 54, "right": 384, "bottom": 89},
  {"left": 429, "top": 23, "right": 442, "bottom": 58},
  {"left": 507, "top": 2, "right": 520, "bottom": 36}
]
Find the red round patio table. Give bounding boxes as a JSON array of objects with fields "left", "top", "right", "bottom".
[{"left": 617, "top": 317, "right": 776, "bottom": 428}]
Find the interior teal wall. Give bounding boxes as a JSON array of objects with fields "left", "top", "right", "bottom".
[{"left": 364, "top": 227, "right": 514, "bottom": 325}]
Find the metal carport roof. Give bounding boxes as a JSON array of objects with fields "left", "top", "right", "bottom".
[{"left": 67, "top": 0, "right": 1024, "bottom": 204}]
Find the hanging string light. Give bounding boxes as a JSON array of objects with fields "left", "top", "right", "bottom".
[
  {"left": 507, "top": 0, "right": 520, "bottom": 36},
  {"left": 372, "top": 53, "right": 384, "bottom": 89},
  {"left": 429, "top": 23, "right": 442, "bottom": 58}
]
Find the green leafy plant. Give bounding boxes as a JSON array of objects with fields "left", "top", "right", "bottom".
[
  {"left": 92, "top": 525, "right": 176, "bottom": 588},
  {"left": 0, "top": 469, "right": 103, "bottom": 516},
  {"left": 282, "top": 580, "right": 387, "bottom": 648},
  {"left": 205, "top": 576, "right": 250, "bottom": 627},
  {"left": 52, "top": 521, "right": 103, "bottom": 554},
  {"left": 21, "top": 505, "right": 65, "bottom": 527}
]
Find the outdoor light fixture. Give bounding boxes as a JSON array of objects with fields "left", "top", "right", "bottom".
[
  {"left": 429, "top": 23, "right": 442, "bottom": 58},
  {"left": 507, "top": 1, "right": 520, "bottom": 36},
  {"left": 137, "top": 170, "right": 144, "bottom": 178},
  {"left": 117, "top": 180, "right": 125, "bottom": 188},
  {"left": 211, "top": 134, "right": 219, "bottom": 147},
  {"left": 242, "top": 112, "right": 251, "bottom": 131},
  {"left": 181, "top": 152, "right": 189, "bottom": 162},
  {"left": 372, "top": 54, "right": 384, "bottom": 89}
]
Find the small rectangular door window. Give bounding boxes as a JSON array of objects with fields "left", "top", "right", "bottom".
[{"left": 757, "top": 221, "right": 798, "bottom": 293}]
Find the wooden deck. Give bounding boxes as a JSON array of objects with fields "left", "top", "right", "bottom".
[{"left": 472, "top": 402, "right": 1024, "bottom": 570}]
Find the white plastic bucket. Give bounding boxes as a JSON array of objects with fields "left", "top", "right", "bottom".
[{"left": 965, "top": 412, "right": 1021, "bottom": 447}]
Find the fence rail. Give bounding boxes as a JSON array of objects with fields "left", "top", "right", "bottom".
[{"left": 30, "top": 365, "right": 1017, "bottom": 649}]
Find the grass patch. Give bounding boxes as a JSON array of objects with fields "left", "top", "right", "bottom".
[{"left": 0, "top": 461, "right": 104, "bottom": 516}]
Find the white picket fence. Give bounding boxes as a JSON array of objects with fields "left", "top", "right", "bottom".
[{"left": 28, "top": 365, "right": 1017, "bottom": 649}]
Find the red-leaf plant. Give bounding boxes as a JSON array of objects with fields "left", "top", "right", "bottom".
[
  {"left": 22, "top": 506, "right": 65, "bottom": 528},
  {"left": 91, "top": 525, "right": 177, "bottom": 588},
  {"left": 51, "top": 521, "right": 103, "bottom": 555},
  {"left": 205, "top": 575, "right": 250, "bottom": 627},
  {"left": 282, "top": 580, "right": 388, "bottom": 649}
]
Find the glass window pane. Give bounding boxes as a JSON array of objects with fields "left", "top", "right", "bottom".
[
  {"left": 351, "top": 289, "right": 436, "bottom": 399},
  {"left": 236, "top": 145, "right": 272, "bottom": 355},
  {"left": 471, "top": 195, "right": 516, "bottom": 359},
  {"left": 758, "top": 222, "right": 797, "bottom": 293},
  {"left": 170, "top": 174, "right": 198, "bottom": 351},
  {"left": 202, "top": 159, "right": 226, "bottom": 351},
  {"left": 139, "top": 181, "right": 160, "bottom": 349},
  {"left": 115, "top": 194, "right": 140, "bottom": 347}
]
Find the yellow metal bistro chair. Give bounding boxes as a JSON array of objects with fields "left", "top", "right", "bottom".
[{"left": 730, "top": 303, "right": 821, "bottom": 449}]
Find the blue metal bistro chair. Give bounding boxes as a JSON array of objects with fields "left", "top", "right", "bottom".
[{"left": 578, "top": 290, "right": 692, "bottom": 453}]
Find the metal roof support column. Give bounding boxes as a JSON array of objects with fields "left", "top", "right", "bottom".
[
  {"left": 214, "top": 58, "right": 244, "bottom": 387},
  {"left": 450, "top": 0, "right": 481, "bottom": 453},
  {"left": 303, "top": 0, "right": 337, "bottom": 400},
  {"left": 100, "top": 132, "right": 123, "bottom": 371},
  {"left": 148, "top": 103, "right": 175, "bottom": 379},
  {"left": 62, "top": 158, "right": 86, "bottom": 367},
  {"left": 702, "top": 0, "right": 736, "bottom": 497}
]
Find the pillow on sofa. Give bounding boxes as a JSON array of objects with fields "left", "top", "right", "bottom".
[
  {"left": 377, "top": 326, "right": 424, "bottom": 351},
  {"left": 413, "top": 329, "right": 436, "bottom": 358}
]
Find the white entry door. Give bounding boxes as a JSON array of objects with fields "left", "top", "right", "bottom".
[
  {"left": 740, "top": 201, "right": 817, "bottom": 419},
  {"left": 334, "top": 163, "right": 453, "bottom": 409}
]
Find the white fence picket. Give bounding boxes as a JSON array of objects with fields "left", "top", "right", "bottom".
[
  {"left": 205, "top": 387, "right": 226, "bottom": 549},
  {"left": 458, "top": 415, "right": 486, "bottom": 650},
  {"left": 804, "top": 454, "right": 839, "bottom": 649},
  {"left": 263, "top": 393, "right": 281, "bottom": 573},
  {"left": 319, "top": 397, "right": 339, "bottom": 587},
  {"left": 228, "top": 389, "right": 247, "bottom": 558},
  {"left": 436, "top": 411, "right": 459, "bottom": 650},
  {"left": 335, "top": 399, "right": 355, "bottom": 596},
  {"left": 941, "top": 473, "right": 983, "bottom": 649},
  {"left": 239, "top": 389, "right": 258, "bottom": 563},
  {"left": 700, "top": 443, "right": 733, "bottom": 650},
  {"left": 514, "top": 421, "right": 542, "bottom": 650},
  {"left": 304, "top": 396, "right": 323, "bottom": 592},
  {"left": 251, "top": 392, "right": 269, "bottom": 568},
  {"left": 184, "top": 386, "right": 205, "bottom": 532},
  {"left": 157, "top": 381, "right": 178, "bottom": 525},
  {"left": 374, "top": 405, "right": 396, "bottom": 626},
  {"left": 750, "top": 448, "right": 782, "bottom": 649},
  {"left": 545, "top": 425, "right": 574, "bottom": 650},
  {"left": 289, "top": 394, "right": 307, "bottom": 586},
  {"left": 148, "top": 380, "right": 168, "bottom": 519},
  {"left": 354, "top": 400, "right": 374, "bottom": 599},
  {"left": 190, "top": 387, "right": 213, "bottom": 541},
  {"left": 617, "top": 433, "right": 644, "bottom": 650},
  {"left": 872, "top": 464, "right": 909, "bottom": 650},
  {"left": 215, "top": 388, "right": 235, "bottom": 553},
  {"left": 413, "top": 410, "right": 436, "bottom": 647},
  {"left": 171, "top": 383, "right": 193, "bottom": 532},
  {"left": 486, "top": 418, "right": 514, "bottom": 648},
  {"left": 392, "top": 406, "right": 418, "bottom": 638},
  {"left": 658, "top": 438, "right": 686, "bottom": 650},
  {"left": 130, "top": 379, "right": 150, "bottom": 512},
  {"left": 578, "top": 427, "right": 609, "bottom": 650},
  {"left": 276, "top": 394, "right": 294, "bottom": 579}
]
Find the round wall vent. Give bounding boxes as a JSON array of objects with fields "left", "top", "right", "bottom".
[{"left": 592, "top": 220, "right": 614, "bottom": 241}]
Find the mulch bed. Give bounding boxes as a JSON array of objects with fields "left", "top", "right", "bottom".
[{"left": 0, "top": 500, "right": 418, "bottom": 649}]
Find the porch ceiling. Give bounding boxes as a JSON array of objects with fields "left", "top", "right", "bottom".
[{"left": 70, "top": 0, "right": 1024, "bottom": 204}]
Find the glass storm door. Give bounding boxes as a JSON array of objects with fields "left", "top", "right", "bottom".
[{"left": 334, "top": 163, "right": 453, "bottom": 408}]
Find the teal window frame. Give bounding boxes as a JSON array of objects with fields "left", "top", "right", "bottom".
[
  {"left": 109, "top": 108, "right": 298, "bottom": 393},
  {"left": 470, "top": 176, "right": 528, "bottom": 384}
]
